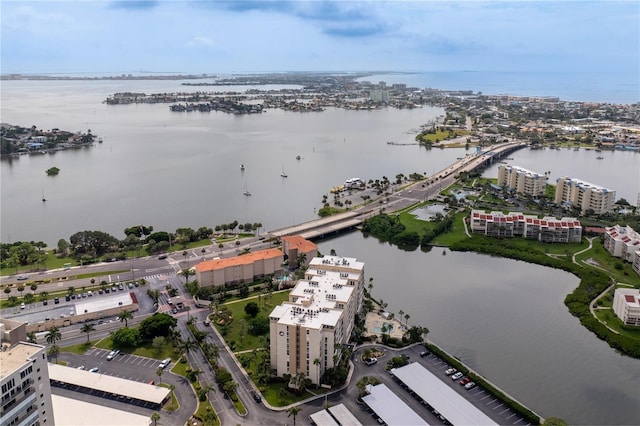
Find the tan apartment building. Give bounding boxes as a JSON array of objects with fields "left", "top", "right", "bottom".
[
  {"left": 1, "top": 322, "right": 54, "bottom": 426},
  {"left": 195, "top": 248, "right": 283, "bottom": 287},
  {"left": 269, "top": 256, "right": 365, "bottom": 385},
  {"left": 497, "top": 165, "right": 548, "bottom": 196},
  {"left": 281, "top": 235, "right": 318, "bottom": 269},
  {"left": 554, "top": 176, "right": 616, "bottom": 214}
]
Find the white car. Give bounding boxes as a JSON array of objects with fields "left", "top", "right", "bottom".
[
  {"left": 451, "top": 372, "right": 464, "bottom": 380},
  {"left": 364, "top": 357, "right": 378, "bottom": 366},
  {"left": 106, "top": 349, "right": 120, "bottom": 360},
  {"left": 444, "top": 368, "right": 457, "bottom": 375},
  {"left": 158, "top": 358, "right": 171, "bottom": 369}
]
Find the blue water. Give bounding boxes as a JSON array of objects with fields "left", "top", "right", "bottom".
[{"left": 358, "top": 71, "right": 639, "bottom": 104}]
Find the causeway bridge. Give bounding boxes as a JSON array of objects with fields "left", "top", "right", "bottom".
[{"left": 269, "top": 141, "right": 527, "bottom": 240}]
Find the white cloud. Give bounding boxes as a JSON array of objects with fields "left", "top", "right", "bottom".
[{"left": 186, "top": 36, "right": 216, "bottom": 48}]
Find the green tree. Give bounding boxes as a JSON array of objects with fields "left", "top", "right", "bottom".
[
  {"left": 27, "top": 331, "right": 37, "bottom": 344},
  {"left": 30, "top": 283, "right": 38, "bottom": 293},
  {"left": 244, "top": 301, "right": 260, "bottom": 318},
  {"left": 179, "top": 338, "right": 197, "bottom": 355},
  {"left": 3, "top": 286, "right": 11, "bottom": 296},
  {"left": 111, "top": 327, "right": 140, "bottom": 348},
  {"left": 156, "top": 368, "right": 164, "bottom": 385},
  {"left": 150, "top": 412, "right": 160, "bottom": 426},
  {"left": 287, "top": 406, "right": 301, "bottom": 426},
  {"left": 152, "top": 336, "right": 166, "bottom": 355},
  {"left": 48, "top": 344, "right": 60, "bottom": 363},
  {"left": 139, "top": 313, "right": 177, "bottom": 340},
  {"left": 17, "top": 285, "right": 25, "bottom": 299},
  {"left": 81, "top": 323, "right": 95, "bottom": 343},
  {"left": 46, "top": 326, "right": 62, "bottom": 345},
  {"left": 119, "top": 310, "right": 133, "bottom": 327}
]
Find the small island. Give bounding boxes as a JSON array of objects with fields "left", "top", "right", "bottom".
[
  {"left": 0, "top": 124, "right": 98, "bottom": 156},
  {"left": 45, "top": 167, "right": 60, "bottom": 176}
]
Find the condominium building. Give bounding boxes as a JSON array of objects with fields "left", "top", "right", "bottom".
[
  {"left": 497, "top": 165, "right": 548, "bottom": 196},
  {"left": 470, "top": 210, "right": 582, "bottom": 243},
  {"left": 604, "top": 225, "right": 640, "bottom": 262},
  {"left": 269, "top": 256, "right": 365, "bottom": 385},
  {"left": 1, "top": 324, "right": 54, "bottom": 426},
  {"left": 195, "top": 248, "right": 283, "bottom": 287},
  {"left": 281, "top": 235, "right": 318, "bottom": 269},
  {"left": 554, "top": 177, "right": 616, "bottom": 214},
  {"left": 613, "top": 288, "right": 640, "bottom": 326}
]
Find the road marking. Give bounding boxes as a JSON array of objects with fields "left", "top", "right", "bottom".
[
  {"left": 480, "top": 393, "right": 491, "bottom": 401},
  {"left": 506, "top": 413, "right": 516, "bottom": 420},
  {"left": 500, "top": 407, "right": 510, "bottom": 415},
  {"left": 486, "top": 398, "right": 497, "bottom": 405},
  {"left": 493, "top": 403, "right": 504, "bottom": 410}
]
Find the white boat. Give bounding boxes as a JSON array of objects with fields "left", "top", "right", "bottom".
[
  {"left": 243, "top": 183, "right": 251, "bottom": 196},
  {"left": 241, "top": 164, "right": 245, "bottom": 171},
  {"left": 280, "top": 165, "right": 288, "bottom": 178}
]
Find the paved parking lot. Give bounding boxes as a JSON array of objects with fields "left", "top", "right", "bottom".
[
  {"left": 405, "top": 347, "right": 531, "bottom": 425},
  {"left": 63, "top": 348, "right": 166, "bottom": 380}
]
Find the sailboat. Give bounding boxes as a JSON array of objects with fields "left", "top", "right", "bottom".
[
  {"left": 41, "top": 187, "right": 47, "bottom": 202},
  {"left": 243, "top": 182, "right": 252, "bottom": 196},
  {"left": 280, "top": 165, "right": 288, "bottom": 178},
  {"left": 240, "top": 164, "right": 245, "bottom": 171}
]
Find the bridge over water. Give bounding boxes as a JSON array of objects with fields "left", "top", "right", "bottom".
[{"left": 269, "top": 141, "right": 527, "bottom": 240}]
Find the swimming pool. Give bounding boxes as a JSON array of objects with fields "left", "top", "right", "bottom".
[{"left": 371, "top": 321, "right": 394, "bottom": 334}]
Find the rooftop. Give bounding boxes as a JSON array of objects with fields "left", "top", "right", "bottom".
[
  {"left": 195, "top": 248, "right": 283, "bottom": 272},
  {"left": 281, "top": 235, "right": 318, "bottom": 253},
  {"left": 52, "top": 395, "right": 150, "bottom": 426},
  {"left": 0, "top": 342, "right": 43, "bottom": 379}
]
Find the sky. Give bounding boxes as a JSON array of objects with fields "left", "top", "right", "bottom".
[{"left": 1, "top": 0, "right": 638, "bottom": 75}]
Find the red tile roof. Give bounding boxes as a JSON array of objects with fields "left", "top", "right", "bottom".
[
  {"left": 195, "top": 248, "right": 283, "bottom": 272},
  {"left": 282, "top": 235, "right": 318, "bottom": 253}
]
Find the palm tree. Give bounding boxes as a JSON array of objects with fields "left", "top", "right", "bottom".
[
  {"left": 313, "top": 358, "right": 321, "bottom": 387},
  {"left": 27, "top": 331, "right": 37, "bottom": 344},
  {"left": 287, "top": 406, "right": 301, "bottom": 426},
  {"left": 46, "top": 326, "right": 62, "bottom": 345},
  {"left": 81, "top": 323, "right": 95, "bottom": 343},
  {"left": 368, "top": 277, "right": 374, "bottom": 297},
  {"left": 179, "top": 338, "right": 196, "bottom": 355},
  {"left": 17, "top": 285, "right": 25, "bottom": 299},
  {"left": 150, "top": 412, "right": 160, "bottom": 426},
  {"left": 404, "top": 313, "right": 410, "bottom": 329},
  {"left": 48, "top": 345, "right": 60, "bottom": 363},
  {"left": 30, "top": 283, "right": 38, "bottom": 293},
  {"left": 119, "top": 310, "right": 133, "bottom": 327},
  {"left": 296, "top": 252, "right": 307, "bottom": 269},
  {"left": 67, "top": 286, "right": 76, "bottom": 297},
  {"left": 156, "top": 368, "right": 164, "bottom": 385}
]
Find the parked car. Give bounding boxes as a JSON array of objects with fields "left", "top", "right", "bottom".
[
  {"left": 54, "top": 298, "right": 60, "bottom": 304},
  {"left": 364, "top": 357, "right": 378, "bottom": 366},
  {"left": 89, "top": 367, "right": 99, "bottom": 373},
  {"left": 464, "top": 382, "right": 476, "bottom": 390},
  {"left": 42, "top": 300, "right": 48, "bottom": 306},
  {"left": 252, "top": 392, "right": 262, "bottom": 403},
  {"left": 451, "top": 372, "right": 464, "bottom": 380},
  {"left": 104, "top": 288, "right": 110, "bottom": 293},
  {"left": 158, "top": 254, "right": 168, "bottom": 260},
  {"left": 420, "top": 351, "right": 429, "bottom": 357},
  {"left": 77, "top": 366, "right": 85, "bottom": 370},
  {"left": 107, "top": 349, "right": 120, "bottom": 360},
  {"left": 17, "top": 275, "right": 28, "bottom": 280},
  {"left": 459, "top": 377, "right": 471, "bottom": 386},
  {"left": 158, "top": 358, "right": 171, "bottom": 369},
  {"left": 444, "top": 368, "right": 457, "bottom": 375},
  {"left": 20, "top": 302, "right": 25, "bottom": 309}
]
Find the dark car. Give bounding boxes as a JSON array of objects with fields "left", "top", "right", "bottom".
[
  {"left": 158, "top": 254, "right": 168, "bottom": 260},
  {"left": 252, "top": 392, "right": 262, "bottom": 403},
  {"left": 54, "top": 298, "right": 60, "bottom": 304}
]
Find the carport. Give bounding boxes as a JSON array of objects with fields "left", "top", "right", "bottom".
[
  {"left": 391, "top": 362, "right": 497, "bottom": 425},
  {"left": 48, "top": 363, "right": 169, "bottom": 409},
  {"left": 362, "top": 383, "right": 428, "bottom": 426}
]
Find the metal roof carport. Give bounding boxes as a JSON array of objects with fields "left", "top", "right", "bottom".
[
  {"left": 48, "top": 363, "right": 170, "bottom": 409},
  {"left": 362, "top": 383, "right": 429, "bottom": 426},
  {"left": 391, "top": 362, "right": 497, "bottom": 426},
  {"left": 327, "top": 403, "right": 363, "bottom": 426},
  {"left": 310, "top": 408, "right": 340, "bottom": 426}
]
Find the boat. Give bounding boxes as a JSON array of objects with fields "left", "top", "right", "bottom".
[
  {"left": 280, "top": 165, "right": 288, "bottom": 178},
  {"left": 296, "top": 155, "right": 301, "bottom": 160},
  {"left": 240, "top": 164, "right": 245, "bottom": 171},
  {"left": 596, "top": 156, "right": 604, "bottom": 160},
  {"left": 243, "top": 183, "right": 251, "bottom": 196},
  {"left": 41, "top": 187, "right": 46, "bottom": 202}
]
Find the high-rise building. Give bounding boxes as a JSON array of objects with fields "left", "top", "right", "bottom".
[
  {"left": 269, "top": 256, "right": 364, "bottom": 385},
  {"left": 554, "top": 177, "right": 615, "bottom": 214},
  {"left": 497, "top": 165, "right": 548, "bottom": 196},
  {"left": 1, "top": 322, "right": 54, "bottom": 426}
]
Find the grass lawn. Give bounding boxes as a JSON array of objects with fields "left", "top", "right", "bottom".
[
  {"left": 61, "top": 341, "right": 95, "bottom": 355},
  {"left": 158, "top": 384, "right": 178, "bottom": 411},
  {"left": 431, "top": 211, "right": 471, "bottom": 246},
  {"left": 594, "top": 309, "right": 640, "bottom": 340},
  {"left": 260, "top": 382, "right": 317, "bottom": 406},
  {"left": 170, "top": 357, "right": 189, "bottom": 377},
  {"left": 95, "top": 335, "right": 180, "bottom": 360},
  {"left": 418, "top": 129, "right": 469, "bottom": 143},
  {"left": 215, "top": 290, "right": 290, "bottom": 352},
  {"left": 194, "top": 400, "right": 220, "bottom": 426},
  {"left": 575, "top": 240, "right": 640, "bottom": 286}
]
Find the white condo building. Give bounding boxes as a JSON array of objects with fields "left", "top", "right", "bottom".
[
  {"left": 554, "top": 177, "right": 616, "bottom": 214},
  {"left": 269, "top": 256, "right": 364, "bottom": 385},
  {"left": 497, "top": 165, "right": 548, "bottom": 196},
  {"left": 604, "top": 225, "right": 640, "bottom": 263},
  {"left": 470, "top": 210, "right": 582, "bottom": 243},
  {"left": 613, "top": 288, "right": 640, "bottom": 326},
  {"left": 0, "top": 339, "right": 54, "bottom": 426}
]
